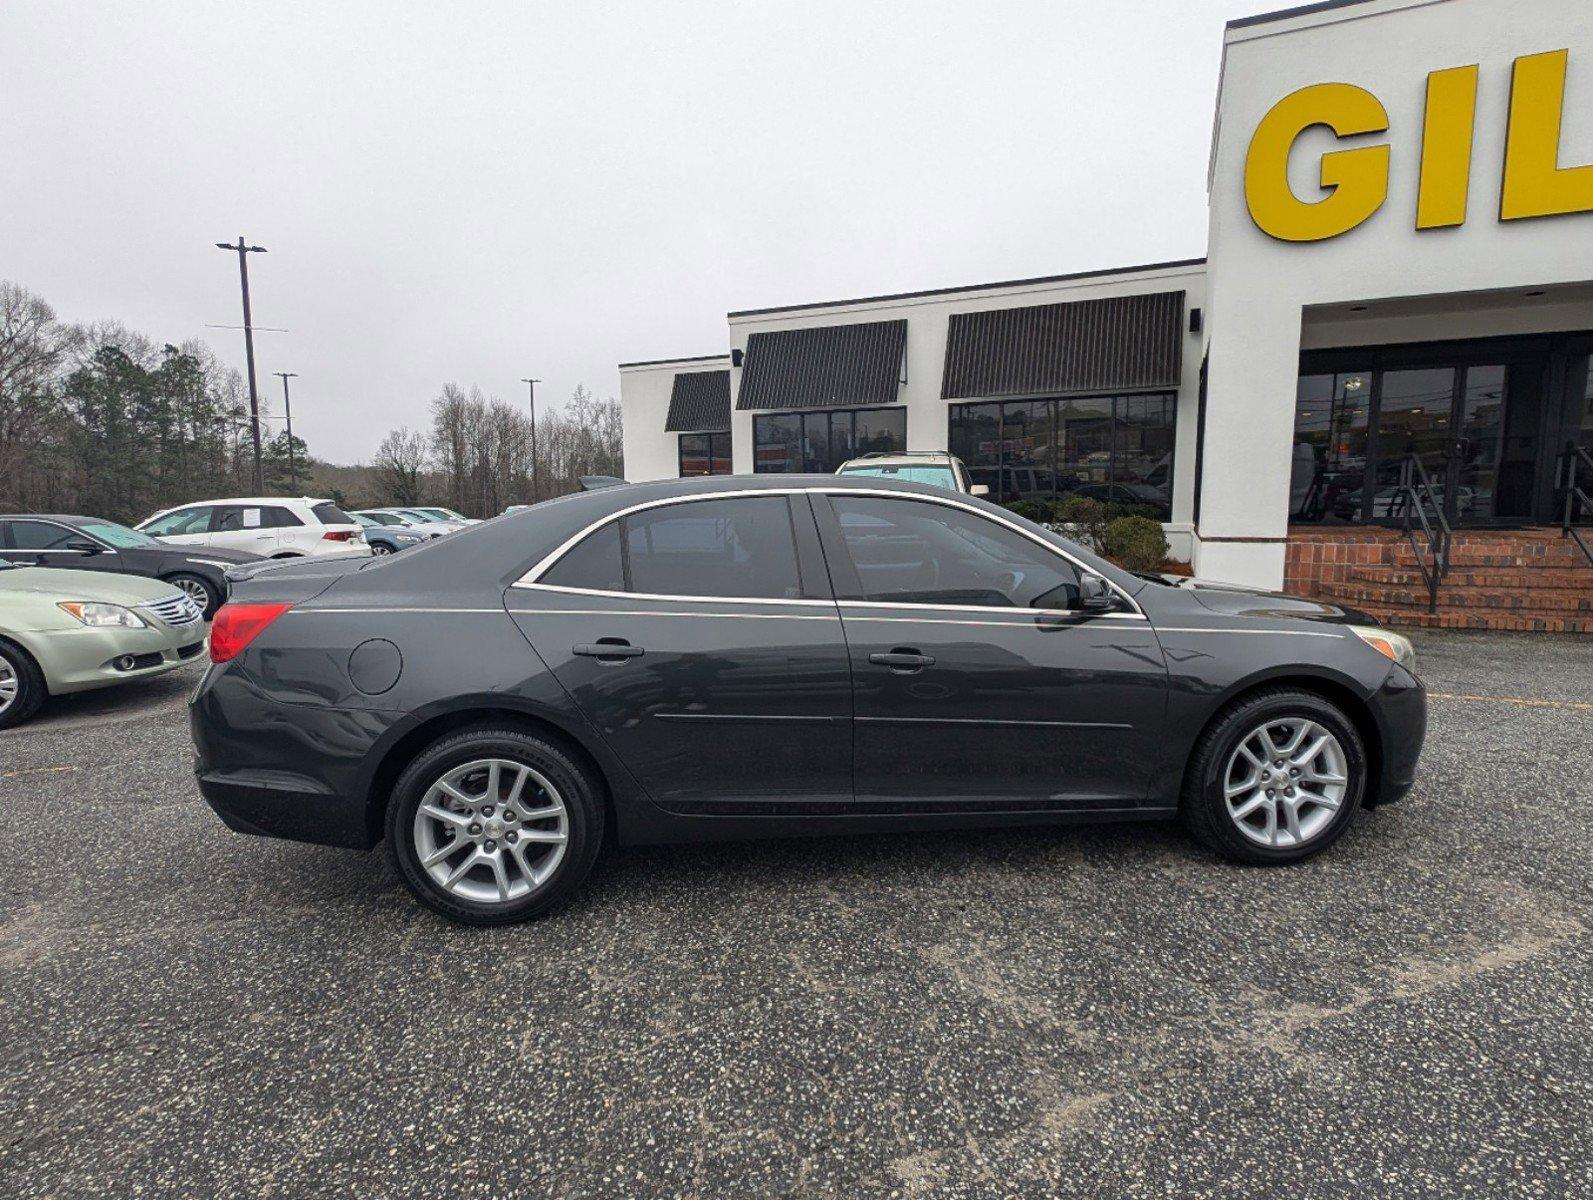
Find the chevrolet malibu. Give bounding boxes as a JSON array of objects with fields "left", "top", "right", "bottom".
[{"left": 191, "top": 476, "right": 1426, "bottom": 925}]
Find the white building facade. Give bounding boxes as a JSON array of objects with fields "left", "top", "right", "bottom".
[{"left": 620, "top": 0, "right": 1593, "bottom": 589}]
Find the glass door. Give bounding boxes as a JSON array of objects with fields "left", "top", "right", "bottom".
[
  {"left": 1453, "top": 365, "right": 1507, "bottom": 522},
  {"left": 1370, "top": 368, "right": 1457, "bottom": 522}
]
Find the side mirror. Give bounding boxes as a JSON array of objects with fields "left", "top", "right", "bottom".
[
  {"left": 65, "top": 538, "right": 102, "bottom": 554},
  {"left": 1077, "top": 571, "right": 1115, "bottom": 612},
  {"left": 969, "top": 483, "right": 991, "bottom": 497}
]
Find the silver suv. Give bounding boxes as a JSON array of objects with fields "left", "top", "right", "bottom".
[{"left": 834, "top": 452, "right": 988, "bottom": 496}]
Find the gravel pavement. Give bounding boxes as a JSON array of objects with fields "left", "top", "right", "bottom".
[{"left": 1, "top": 630, "right": 1589, "bottom": 1198}]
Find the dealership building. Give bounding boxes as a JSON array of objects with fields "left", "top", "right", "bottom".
[{"left": 620, "top": 0, "right": 1592, "bottom": 610}]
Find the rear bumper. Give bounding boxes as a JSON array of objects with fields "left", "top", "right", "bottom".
[
  {"left": 196, "top": 768, "right": 371, "bottom": 849},
  {"left": 1367, "top": 663, "right": 1426, "bottom": 806}
]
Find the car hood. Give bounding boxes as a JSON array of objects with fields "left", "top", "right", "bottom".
[
  {"left": 1165, "top": 576, "right": 1375, "bottom": 625},
  {"left": 0, "top": 565, "right": 181, "bottom": 605}
]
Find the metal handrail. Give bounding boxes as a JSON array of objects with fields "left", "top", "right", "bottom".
[
  {"left": 1556, "top": 441, "right": 1593, "bottom": 568},
  {"left": 1396, "top": 453, "right": 1452, "bottom": 613}
]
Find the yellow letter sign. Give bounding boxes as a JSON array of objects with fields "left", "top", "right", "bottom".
[
  {"left": 1245, "top": 83, "right": 1390, "bottom": 242},
  {"left": 1501, "top": 49, "right": 1593, "bottom": 221}
]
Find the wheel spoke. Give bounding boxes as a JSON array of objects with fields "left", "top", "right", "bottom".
[
  {"left": 1292, "top": 734, "right": 1332, "bottom": 769},
  {"left": 486, "top": 761, "right": 501, "bottom": 803},
  {"left": 434, "top": 780, "right": 476, "bottom": 807},
  {"left": 489, "top": 852, "right": 511, "bottom": 901},
  {"left": 515, "top": 828, "right": 568, "bottom": 844},
  {"left": 1231, "top": 791, "right": 1270, "bottom": 820},
  {"left": 505, "top": 766, "right": 530, "bottom": 807},
  {"left": 420, "top": 801, "right": 471, "bottom": 829},
  {"left": 443, "top": 849, "right": 484, "bottom": 887},
  {"left": 421, "top": 837, "right": 464, "bottom": 867},
  {"left": 1225, "top": 771, "right": 1260, "bottom": 798},
  {"left": 1280, "top": 797, "right": 1303, "bottom": 842}
]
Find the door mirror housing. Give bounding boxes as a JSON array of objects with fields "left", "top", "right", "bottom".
[
  {"left": 1076, "top": 571, "right": 1116, "bottom": 612},
  {"left": 65, "top": 538, "right": 103, "bottom": 555},
  {"left": 968, "top": 483, "right": 991, "bottom": 497}
]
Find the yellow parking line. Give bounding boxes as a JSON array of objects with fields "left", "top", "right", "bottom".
[{"left": 1429, "top": 691, "right": 1593, "bottom": 713}]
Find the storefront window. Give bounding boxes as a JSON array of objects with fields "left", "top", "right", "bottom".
[
  {"left": 679, "top": 432, "right": 732, "bottom": 477},
  {"left": 753, "top": 407, "right": 905, "bottom": 473},
  {"left": 1291, "top": 371, "right": 1370, "bottom": 522},
  {"left": 948, "top": 394, "right": 1175, "bottom": 519}
]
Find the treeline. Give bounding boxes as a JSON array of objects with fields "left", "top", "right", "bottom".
[
  {"left": 0, "top": 281, "right": 300, "bottom": 524},
  {"left": 0, "top": 279, "right": 625, "bottom": 525}
]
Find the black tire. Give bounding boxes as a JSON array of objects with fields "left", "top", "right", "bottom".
[
  {"left": 165, "top": 572, "right": 221, "bottom": 619},
  {"left": 371, "top": 542, "right": 394, "bottom": 556},
  {"left": 1181, "top": 687, "right": 1366, "bottom": 866},
  {"left": 385, "top": 725, "right": 605, "bottom": 925},
  {"left": 0, "top": 638, "right": 47, "bottom": 731}
]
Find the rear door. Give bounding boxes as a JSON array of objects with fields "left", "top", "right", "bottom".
[
  {"left": 814, "top": 491, "right": 1168, "bottom": 811},
  {"left": 210, "top": 505, "right": 280, "bottom": 554},
  {"left": 506, "top": 492, "right": 853, "bottom": 810}
]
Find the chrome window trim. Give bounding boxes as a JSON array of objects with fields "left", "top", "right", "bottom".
[
  {"left": 513, "top": 485, "right": 1143, "bottom": 618},
  {"left": 509, "top": 607, "right": 840, "bottom": 623},
  {"left": 519, "top": 581, "right": 835, "bottom": 608}
]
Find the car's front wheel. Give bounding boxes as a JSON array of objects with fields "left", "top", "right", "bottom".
[
  {"left": 386, "top": 726, "right": 605, "bottom": 925},
  {"left": 370, "top": 542, "right": 394, "bottom": 555},
  {"left": 166, "top": 572, "right": 220, "bottom": 618},
  {"left": 1182, "top": 688, "right": 1366, "bottom": 865},
  {"left": 0, "top": 639, "right": 46, "bottom": 730}
]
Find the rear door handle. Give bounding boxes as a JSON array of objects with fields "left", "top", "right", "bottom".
[
  {"left": 869, "top": 649, "right": 935, "bottom": 671},
  {"left": 573, "top": 640, "right": 645, "bottom": 661}
]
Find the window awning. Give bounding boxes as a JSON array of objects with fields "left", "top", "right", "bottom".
[
  {"left": 663, "top": 369, "right": 732, "bottom": 432},
  {"left": 940, "top": 290, "right": 1185, "bottom": 399},
  {"left": 735, "top": 319, "right": 907, "bottom": 410}
]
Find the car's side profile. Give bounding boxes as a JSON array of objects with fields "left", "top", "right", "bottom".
[
  {"left": 352, "top": 513, "right": 434, "bottom": 555},
  {"left": 190, "top": 475, "right": 1425, "bottom": 925},
  {"left": 0, "top": 513, "right": 260, "bottom": 617},
  {"left": 139, "top": 497, "right": 371, "bottom": 559}
]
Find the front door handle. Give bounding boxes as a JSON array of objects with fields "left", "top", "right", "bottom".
[
  {"left": 573, "top": 639, "right": 645, "bottom": 662},
  {"left": 869, "top": 648, "right": 935, "bottom": 672}
]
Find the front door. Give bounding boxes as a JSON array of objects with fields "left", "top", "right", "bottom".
[
  {"left": 1372, "top": 365, "right": 1515, "bottom": 525},
  {"left": 505, "top": 493, "right": 853, "bottom": 810},
  {"left": 0, "top": 519, "right": 118, "bottom": 572},
  {"left": 813, "top": 492, "right": 1168, "bottom": 810}
]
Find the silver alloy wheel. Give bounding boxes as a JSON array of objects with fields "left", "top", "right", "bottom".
[
  {"left": 1223, "top": 718, "right": 1348, "bottom": 848},
  {"left": 412, "top": 757, "right": 569, "bottom": 904},
  {"left": 372, "top": 543, "right": 393, "bottom": 555},
  {"left": 173, "top": 576, "right": 211, "bottom": 608},
  {"left": 0, "top": 653, "right": 17, "bottom": 716}
]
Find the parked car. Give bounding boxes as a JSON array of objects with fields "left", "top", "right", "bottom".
[
  {"left": 137, "top": 497, "right": 372, "bottom": 559},
  {"left": 836, "top": 451, "right": 988, "bottom": 495},
  {"left": 352, "top": 513, "right": 433, "bottom": 555},
  {"left": 191, "top": 475, "right": 1426, "bottom": 925},
  {"left": 353, "top": 510, "right": 441, "bottom": 536},
  {"left": 0, "top": 558, "right": 206, "bottom": 729},
  {"left": 0, "top": 513, "right": 259, "bottom": 618},
  {"left": 367, "top": 507, "right": 471, "bottom": 534},
  {"left": 409, "top": 506, "right": 479, "bottom": 525}
]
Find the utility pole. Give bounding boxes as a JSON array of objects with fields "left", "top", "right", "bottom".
[
  {"left": 521, "top": 378, "right": 542, "bottom": 501},
  {"left": 273, "top": 372, "right": 299, "bottom": 492},
  {"left": 214, "top": 237, "right": 268, "bottom": 492}
]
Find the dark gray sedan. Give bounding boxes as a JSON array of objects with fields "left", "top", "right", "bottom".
[{"left": 190, "top": 476, "right": 1426, "bottom": 925}]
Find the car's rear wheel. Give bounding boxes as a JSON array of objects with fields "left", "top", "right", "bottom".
[
  {"left": 1182, "top": 688, "right": 1365, "bottom": 865},
  {"left": 0, "top": 640, "right": 47, "bottom": 730},
  {"left": 166, "top": 572, "right": 220, "bottom": 618},
  {"left": 386, "top": 726, "right": 605, "bottom": 925}
]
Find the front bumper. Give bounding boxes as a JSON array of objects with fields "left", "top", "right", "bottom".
[
  {"left": 31, "top": 622, "right": 206, "bottom": 695},
  {"left": 1367, "top": 662, "right": 1426, "bottom": 806}
]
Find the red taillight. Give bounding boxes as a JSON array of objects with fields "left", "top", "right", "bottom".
[
  {"left": 209, "top": 602, "right": 293, "bottom": 663},
  {"left": 322, "top": 529, "right": 355, "bottom": 541}
]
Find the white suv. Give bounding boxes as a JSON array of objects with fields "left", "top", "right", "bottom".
[
  {"left": 835, "top": 452, "right": 989, "bottom": 496},
  {"left": 137, "top": 497, "right": 372, "bottom": 559}
]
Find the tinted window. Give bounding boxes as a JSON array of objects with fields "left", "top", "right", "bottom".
[
  {"left": 625, "top": 497, "right": 802, "bottom": 599},
  {"left": 266, "top": 506, "right": 304, "bottom": 528},
  {"left": 753, "top": 407, "right": 905, "bottom": 474},
  {"left": 8, "top": 520, "right": 77, "bottom": 550},
  {"left": 143, "top": 506, "right": 211, "bottom": 536},
  {"left": 309, "top": 503, "right": 348, "bottom": 525},
  {"left": 541, "top": 522, "right": 625, "bottom": 592},
  {"left": 829, "top": 496, "right": 1081, "bottom": 609},
  {"left": 213, "top": 506, "right": 264, "bottom": 532},
  {"left": 361, "top": 511, "right": 403, "bottom": 526}
]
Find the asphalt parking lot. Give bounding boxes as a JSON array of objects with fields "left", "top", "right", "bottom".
[{"left": 2, "top": 630, "right": 1590, "bottom": 1199}]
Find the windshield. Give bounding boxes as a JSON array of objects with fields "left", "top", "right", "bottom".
[
  {"left": 839, "top": 464, "right": 959, "bottom": 491},
  {"left": 78, "top": 521, "right": 160, "bottom": 548},
  {"left": 397, "top": 509, "right": 439, "bottom": 522},
  {"left": 353, "top": 514, "right": 377, "bottom": 527},
  {"left": 359, "top": 512, "right": 402, "bottom": 525},
  {"left": 419, "top": 508, "right": 461, "bottom": 521}
]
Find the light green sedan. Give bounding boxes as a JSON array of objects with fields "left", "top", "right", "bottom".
[{"left": 0, "top": 557, "right": 207, "bottom": 729}]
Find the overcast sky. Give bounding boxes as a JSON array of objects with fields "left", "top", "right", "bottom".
[{"left": 3, "top": 0, "right": 1279, "bottom": 462}]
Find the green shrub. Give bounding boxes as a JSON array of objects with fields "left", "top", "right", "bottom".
[
  {"left": 1052, "top": 496, "right": 1110, "bottom": 550},
  {"left": 1004, "top": 499, "right": 1054, "bottom": 525},
  {"left": 1101, "top": 515, "right": 1169, "bottom": 573}
]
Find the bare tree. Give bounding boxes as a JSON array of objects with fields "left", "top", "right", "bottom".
[{"left": 374, "top": 426, "right": 428, "bottom": 505}]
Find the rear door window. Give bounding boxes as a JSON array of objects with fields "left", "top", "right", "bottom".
[
  {"left": 541, "top": 522, "right": 625, "bottom": 593},
  {"left": 624, "top": 497, "right": 802, "bottom": 600},
  {"left": 212, "top": 506, "right": 264, "bottom": 532}
]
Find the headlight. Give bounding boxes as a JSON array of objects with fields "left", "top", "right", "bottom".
[
  {"left": 58, "top": 601, "right": 146, "bottom": 629},
  {"left": 1349, "top": 624, "right": 1415, "bottom": 670},
  {"left": 394, "top": 533, "right": 420, "bottom": 543}
]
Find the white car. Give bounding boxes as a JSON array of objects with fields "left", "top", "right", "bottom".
[
  {"left": 369, "top": 507, "right": 471, "bottom": 534},
  {"left": 835, "top": 452, "right": 989, "bottom": 496},
  {"left": 137, "top": 497, "right": 373, "bottom": 559}
]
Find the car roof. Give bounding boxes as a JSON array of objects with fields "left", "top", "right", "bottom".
[
  {"left": 156, "top": 496, "right": 330, "bottom": 508},
  {"left": 837, "top": 453, "right": 958, "bottom": 468},
  {"left": 0, "top": 513, "right": 102, "bottom": 524}
]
